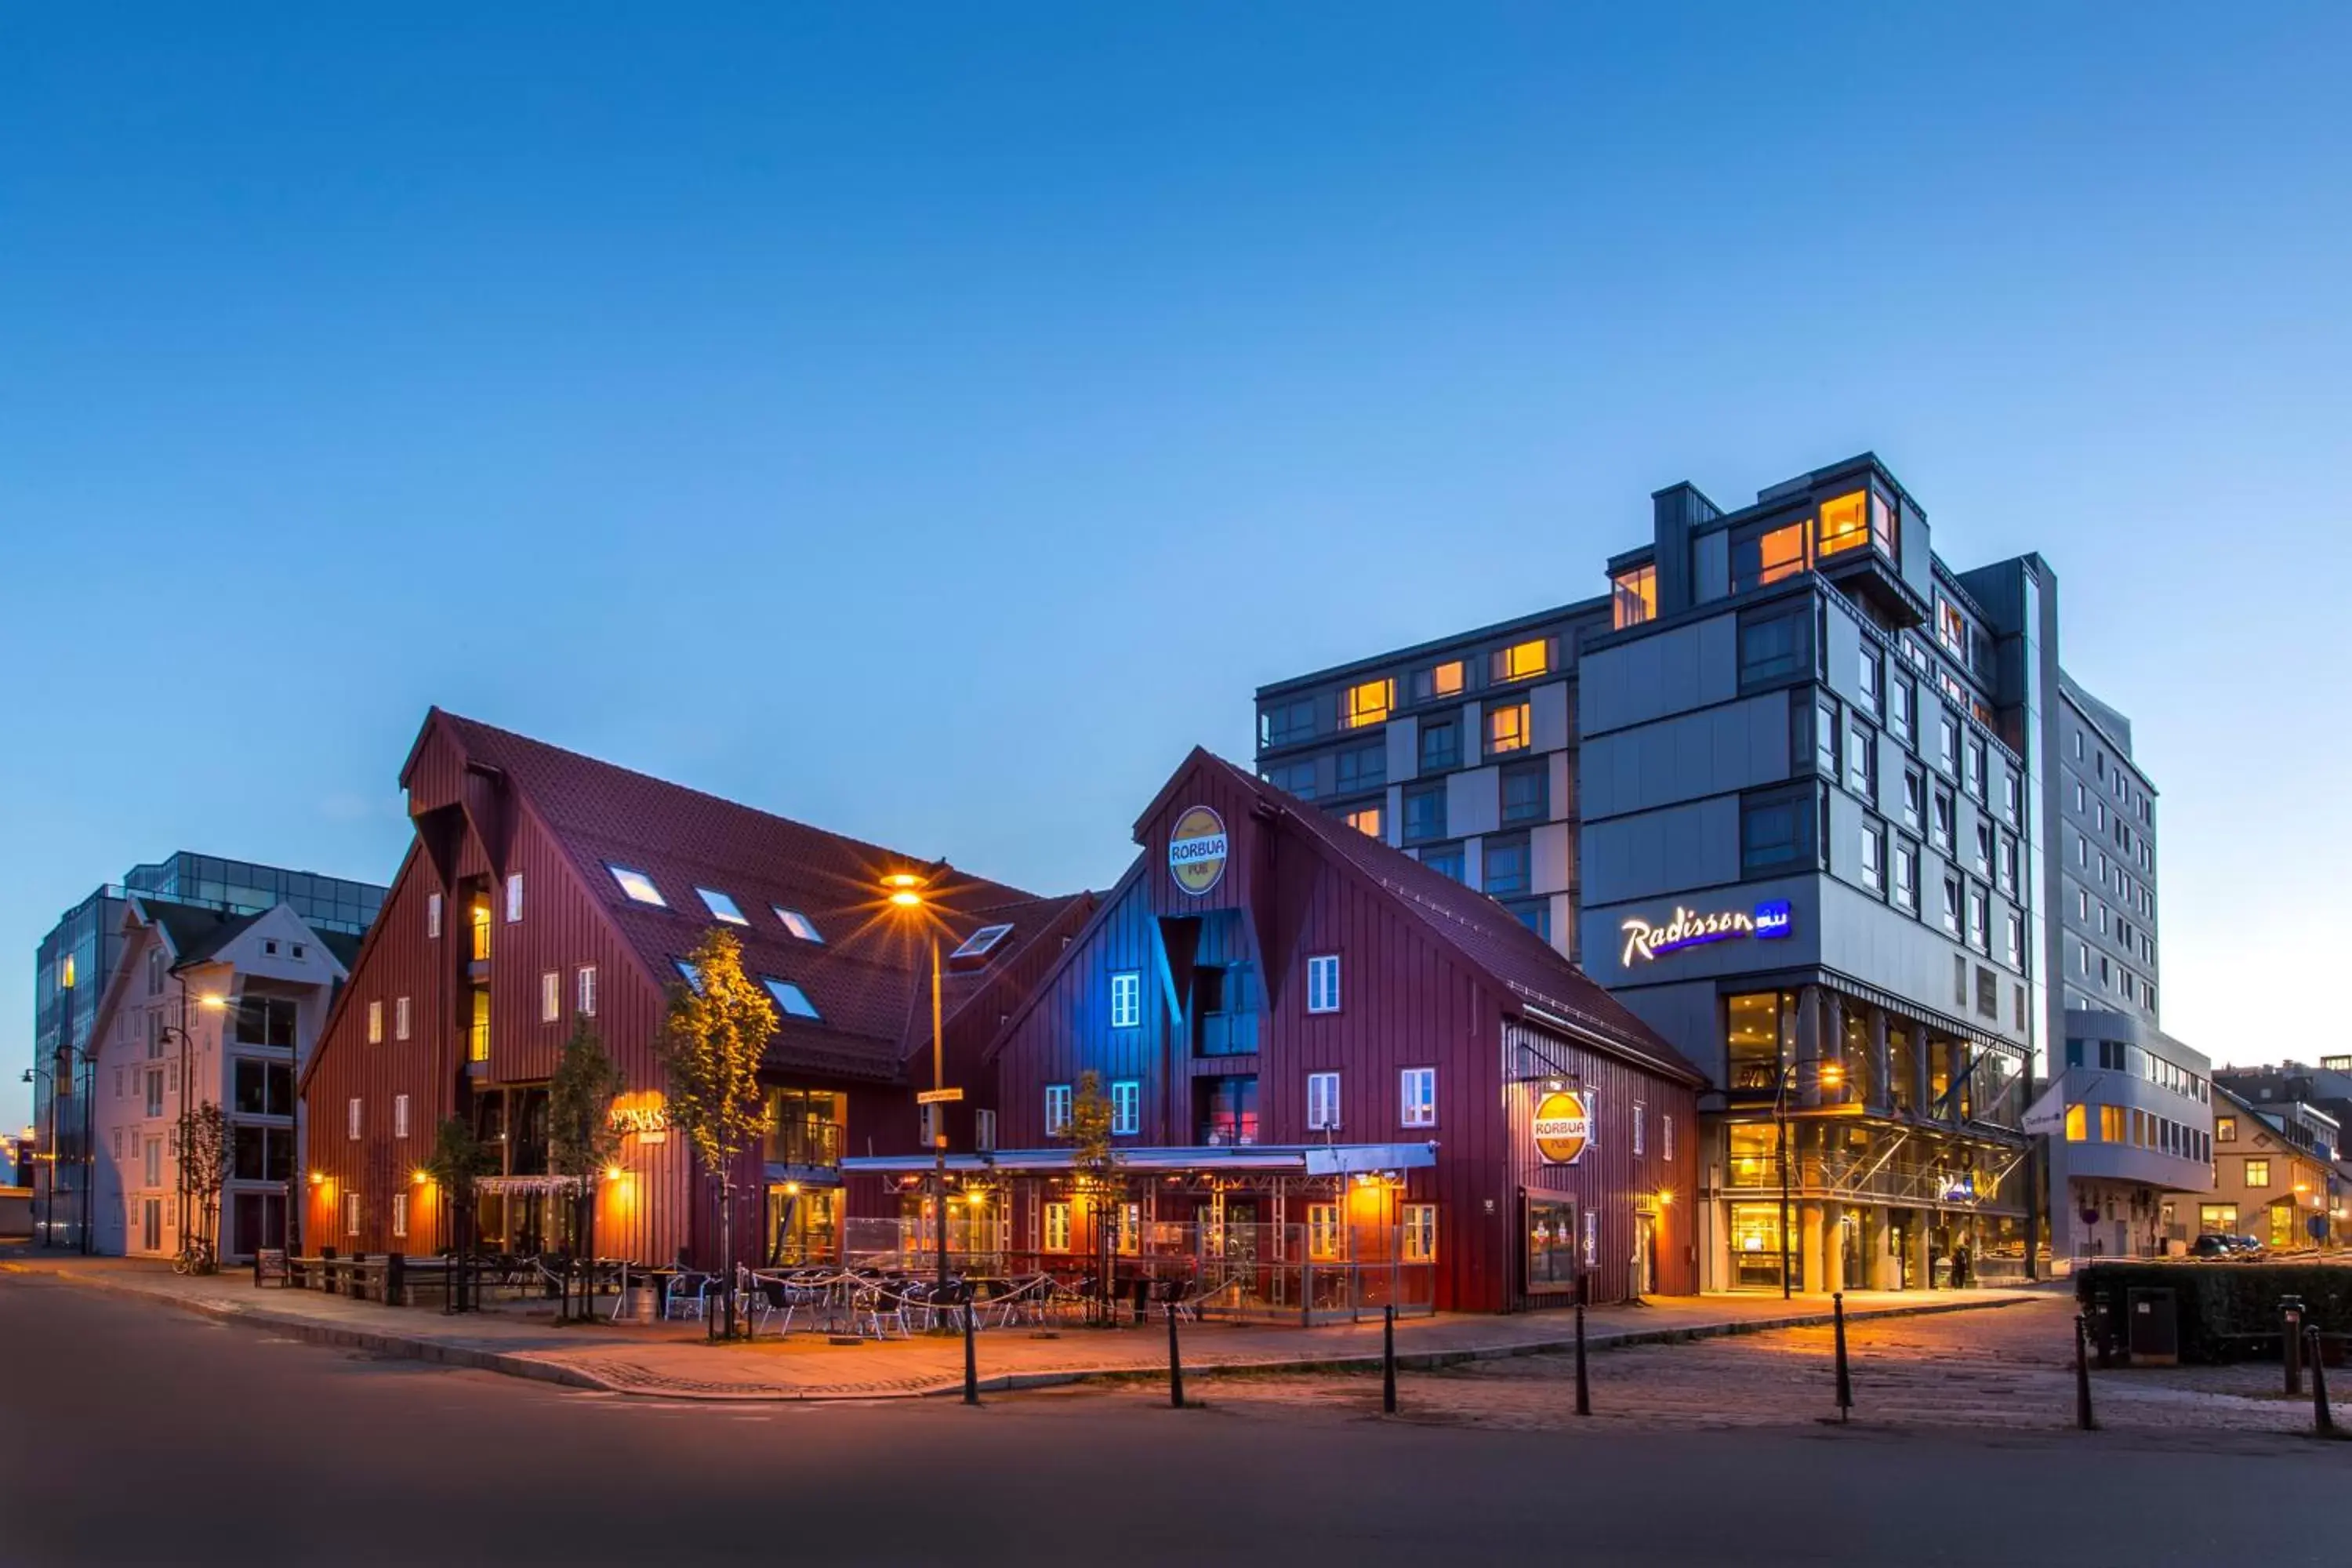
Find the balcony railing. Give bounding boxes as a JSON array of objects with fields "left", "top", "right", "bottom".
[
  {"left": 764, "top": 1120, "right": 842, "bottom": 1169},
  {"left": 1196, "top": 1012, "right": 1258, "bottom": 1057}
]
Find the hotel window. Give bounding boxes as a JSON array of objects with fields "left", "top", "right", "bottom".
[
  {"left": 1504, "top": 898, "right": 1551, "bottom": 940},
  {"left": 763, "top": 978, "right": 820, "bottom": 1020},
  {"left": 347, "top": 1097, "right": 362, "bottom": 1140},
  {"left": 1857, "top": 648, "right": 1881, "bottom": 717},
  {"left": 1632, "top": 1102, "right": 1646, "bottom": 1156},
  {"left": 1342, "top": 677, "right": 1395, "bottom": 730},
  {"left": 1737, "top": 604, "right": 1809, "bottom": 687},
  {"left": 1860, "top": 823, "right": 1885, "bottom": 892},
  {"left": 1486, "top": 699, "right": 1531, "bottom": 756},
  {"left": 1846, "top": 724, "right": 1875, "bottom": 796},
  {"left": 1941, "top": 876, "right": 1962, "bottom": 935},
  {"left": 1307, "top": 1203, "right": 1343, "bottom": 1261},
  {"left": 504, "top": 873, "right": 524, "bottom": 924},
  {"left": 427, "top": 893, "right": 443, "bottom": 939},
  {"left": 577, "top": 965, "right": 597, "bottom": 1017},
  {"left": 1937, "top": 600, "right": 1967, "bottom": 657},
  {"left": 540, "top": 972, "right": 561, "bottom": 1023},
  {"left": 2100, "top": 1104, "right": 2126, "bottom": 1142},
  {"left": 1893, "top": 840, "right": 1918, "bottom": 911},
  {"left": 698, "top": 887, "right": 749, "bottom": 925},
  {"left": 1111, "top": 1080, "right": 1140, "bottom": 1136},
  {"left": 1889, "top": 677, "right": 1913, "bottom": 740},
  {"left": 1490, "top": 638, "right": 1551, "bottom": 684},
  {"left": 1045, "top": 1084, "right": 1073, "bottom": 1138},
  {"left": 773, "top": 908, "right": 823, "bottom": 944},
  {"left": 1419, "top": 842, "right": 1465, "bottom": 883},
  {"left": 1483, "top": 834, "right": 1532, "bottom": 897},
  {"left": 395, "top": 996, "right": 412, "bottom": 1040},
  {"left": 1307, "top": 1072, "right": 1341, "bottom": 1131},
  {"left": 608, "top": 865, "right": 666, "bottom": 907},
  {"left": 1501, "top": 760, "right": 1549, "bottom": 825},
  {"left": 1931, "top": 789, "right": 1954, "bottom": 852},
  {"left": 2005, "top": 913, "right": 2024, "bottom": 969},
  {"left": 391, "top": 1192, "right": 408, "bottom": 1240},
  {"left": 1817, "top": 491, "right": 1868, "bottom": 557},
  {"left": 1737, "top": 517, "right": 1812, "bottom": 590},
  {"left": 1740, "top": 789, "right": 1815, "bottom": 876},
  {"left": 1998, "top": 837, "right": 2018, "bottom": 895},
  {"left": 1973, "top": 821, "right": 1992, "bottom": 877},
  {"left": 1341, "top": 804, "right": 1385, "bottom": 840},
  {"left": 1044, "top": 1202, "right": 1072, "bottom": 1252},
  {"left": 1414, "top": 660, "right": 1466, "bottom": 702},
  {"left": 1965, "top": 739, "right": 1986, "bottom": 801},
  {"left": 2216, "top": 1116, "right": 2237, "bottom": 1142},
  {"left": 1901, "top": 769, "right": 1924, "bottom": 830},
  {"left": 1403, "top": 1204, "right": 1437, "bottom": 1263},
  {"left": 975, "top": 1109, "right": 996, "bottom": 1152},
  {"left": 1419, "top": 719, "right": 1461, "bottom": 771},
  {"left": 345, "top": 1192, "right": 360, "bottom": 1236},
  {"left": 394, "top": 1094, "right": 410, "bottom": 1139},
  {"left": 1814, "top": 700, "right": 1838, "bottom": 775},
  {"left": 1401, "top": 1068, "right": 1436, "bottom": 1128},
  {"left": 1306, "top": 954, "right": 1341, "bottom": 1014},
  {"left": 1937, "top": 713, "right": 1959, "bottom": 776},
  {"left": 1612, "top": 564, "right": 1657, "bottom": 630},
  {"left": 2064, "top": 1104, "right": 2087, "bottom": 1141},
  {"left": 1335, "top": 742, "right": 1385, "bottom": 793},
  {"left": 2245, "top": 1158, "right": 2271, "bottom": 1189},
  {"left": 1109, "top": 971, "right": 1142, "bottom": 1029},
  {"left": 1976, "top": 964, "right": 1997, "bottom": 1020},
  {"left": 1261, "top": 696, "right": 1316, "bottom": 746},
  {"left": 1403, "top": 783, "right": 1446, "bottom": 844}
]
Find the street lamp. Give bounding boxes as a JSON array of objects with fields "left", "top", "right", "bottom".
[
  {"left": 882, "top": 868, "right": 952, "bottom": 1300},
  {"left": 1773, "top": 1055, "right": 1852, "bottom": 1301}
]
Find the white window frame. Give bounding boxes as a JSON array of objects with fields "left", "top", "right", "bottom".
[
  {"left": 773, "top": 907, "right": 823, "bottom": 943},
  {"left": 1402, "top": 1203, "right": 1437, "bottom": 1264},
  {"left": 540, "top": 971, "right": 561, "bottom": 1023},
  {"left": 391, "top": 1192, "right": 408, "bottom": 1240},
  {"left": 609, "top": 864, "right": 666, "bottom": 906},
  {"left": 697, "top": 887, "right": 749, "bottom": 926},
  {"left": 1307, "top": 1071, "right": 1341, "bottom": 1132},
  {"left": 577, "top": 965, "right": 597, "bottom": 1017},
  {"left": 367, "top": 1000, "right": 383, "bottom": 1045},
  {"left": 1045, "top": 1083, "right": 1073, "bottom": 1138},
  {"left": 764, "top": 978, "right": 820, "bottom": 1020},
  {"left": 1399, "top": 1067, "right": 1436, "bottom": 1128},
  {"left": 395, "top": 996, "right": 412, "bottom": 1041},
  {"left": 1306, "top": 954, "right": 1341, "bottom": 1014},
  {"left": 504, "top": 873, "right": 524, "bottom": 924},
  {"left": 347, "top": 1096, "right": 364, "bottom": 1140},
  {"left": 1111, "top": 1080, "right": 1140, "bottom": 1136},
  {"left": 1632, "top": 1101, "right": 1646, "bottom": 1156},
  {"left": 345, "top": 1192, "right": 361, "bottom": 1237},
  {"left": 427, "top": 892, "right": 443, "bottom": 940},
  {"left": 1663, "top": 1113, "right": 1675, "bottom": 1162},
  {"left": 394, "top": 1094, "right": 410, "bottom": 1140},
  {"left": 1044, "top": 1201, "right": 1072, "bottom": 1252},
  {"left": 975, "top": 1109, "right": 996, "bottom": 1152},
  {"left": 1109, "top": 971, "right": 1142, "bottom": 1029}
]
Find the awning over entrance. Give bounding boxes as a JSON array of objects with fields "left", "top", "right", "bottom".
[
  {"left": 474, "top": 1175, "right": 583, "bottom": 1195},
  {"left": 840, "top": 1142, "right": 1437, "bottom": 1178}
]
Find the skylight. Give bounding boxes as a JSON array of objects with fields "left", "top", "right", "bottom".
[
  {"left": 698, "top": 887, "right": 749, "bottom": 925},
  {"left": 949, "top": 923, "right": 1015, "bottom": 962},
  {"left": 764, "top": 978, "right": 820, "bottom": 1020},
  {"left": 610, "top": 865, "right": 666, "bottom": 907},
  {"left": 773, "top": 907, "right": 823, "bottom": 944},
  {"left": 673, "top": 959, "right": 702, "bottom": 993}
]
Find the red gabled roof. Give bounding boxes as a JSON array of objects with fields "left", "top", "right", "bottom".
[{"left": 422, "top": 710, "right": 1082, "bottom": 1083}]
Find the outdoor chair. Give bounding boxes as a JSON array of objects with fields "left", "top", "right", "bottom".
[{"left": 851, "top": 1282, "right": 909, "bottom": 1340}]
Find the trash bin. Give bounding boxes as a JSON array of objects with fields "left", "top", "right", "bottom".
[{"left": 2125, "top": 1287, "right": 2179, "bottom": 1367}]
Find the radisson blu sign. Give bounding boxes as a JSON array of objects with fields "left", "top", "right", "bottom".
[{"left": 1619, "top": 900, "right": 1793, "bottom": 967}]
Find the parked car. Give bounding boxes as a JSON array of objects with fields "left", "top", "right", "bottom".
[
  {"left": 2234, "top": 1235, "right": 2267, "bottom": 1257},
  {"left": 2190, "top": 1233, "right": 2234, "bottom": 1258}
]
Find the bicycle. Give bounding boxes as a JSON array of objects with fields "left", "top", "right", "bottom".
[{"left": 172, "top": 1234, "right": 217, "bottom": 1276}]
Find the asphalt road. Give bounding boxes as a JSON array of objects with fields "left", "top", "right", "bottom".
[{"left": 2, "top": 1270, "right": 2344, "bottom": 1568}]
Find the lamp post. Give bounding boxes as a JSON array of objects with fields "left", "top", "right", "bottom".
[{"left": 884, "top": 869, "right": 952, "bottom": 1298}]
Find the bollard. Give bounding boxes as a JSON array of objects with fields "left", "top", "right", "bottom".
[
  {"left": 1167, "top": 1302, "right": 1185, "bottom": 1410},
  {"left": 1574, "top": 1301, "right": 1592, "bottom": 1417},
  {"left": 963, "top": 1299, "right": 980, "bottom": 1407},
  {"left": 2283, "top": 1297, "right": 2305, "bottom": 1398},
  {"left": 1832, "top": 1290, "right": 1853, "bottom": 1422},
  {"left": 1382, "top": 1303, "right": 1397, "bottom": 1416},
  {"left": 387, "top": 1251, "right": 406, "bottom": 1308},
  {"left": 2310, "top": 1326, "right": 2336, "bottom": 1437},
  {"left": 321, "top": 1245, "right": 337, "bottom": 1296},
  {"left": 2074, "top": 1313, "right": 2098, "bottom": 1432}
]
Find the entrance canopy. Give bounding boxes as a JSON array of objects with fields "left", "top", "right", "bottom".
[{"left": 841, "top": 1142, "right": 1437, "bottom": 1178}]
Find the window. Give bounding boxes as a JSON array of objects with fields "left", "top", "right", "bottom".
[
  {"left": 427, "top": 893, "right": 443, "bottom": 939},
  {"left": 698, "top": 888, "right": 748, "bottom": 925},
  {"left": 391, "top": 1192, "right": 408, "bottom": 1240},
  {"left": 367, "top": 1001, "right": 383, "bottom": 1045},
  {"left": 2002, "top": 773, "right": 2021, "bottom": 826},
  {"left": 1483, "top": 835, "right": 1531, "bottom": 896},
  {"left": 1403, "top": 783, "right": 1446, "bottom": 844},
  {"left": 2216, "top": 1116, "right": 2237, "bottom": 1142},
  {"left": 1261, "top": 696, "right": 1316, "bottom": 746},
  {"left": 1418, "top": 843, "right": 1465, "bottom": 884},
  {"left": 1846, "top": 724, "right": 1875, "bottom": 796},
  {"left": 1486, "top": 699, "right": 1531, "bottom": 755},
  {"left": 345, "top": 1192, "right": 361, "bottom": 1237},
  {"left": 1306, "top": 955, "right": 1341, "bottom": 1014},
  {"left": 577, "top": 965, "right": 597, "bottom": 1017},
  {"left": 1737, "top": 604, "right": 1809, "bottom": 685},
  {"left": 1414, "top": 661, "right": 1465, "bottom": 701},
  {"left": 1110, "top": 971, "right": 1142, "bottom": 1029},
  {"left": 1941, "top": 876, "right": 1962, "bottom": 935},
  {"left": 1975, "top": 963, "right": 1997, "bottom": 1019},
  {"left": 1504, "top": 898, "right": 1551, "bottom": 939},
  {"left": 470, "top": 899, "right": 492, "bottom": 961},
  {"left": 1901, "top": 769, "right": 1924, "bottom": 830},
  {"left": 1307, "top": 1072, "right": 1341, "bottom": 1131},
  {"left": 1044, "top": 1201, "right": 1072, "bottom": 1252},
  {"left": 1490, "top": 638, "right": 1550, "bottom": 683},
  {"left": 1333, "top": 742, "right": 1384, "bottom": 794},
  {"left": 673, "top": 959, "right": 703, "bottom": 993},
  {"left": 1343, "top": 678, "right": 1395, "bottom": 729},
  {"left": 1973, "top": 822, "right": 1992, "bottom": 877},
  {"left": 395, "top": 996, "right": 412, "bottom": 1040},
  {"left": 1307, "top": 1202, "right": 1343, "bottom": 1261},
  {"left": 1817, "top": 491, "right": 1868, "bottom": 557},
  {"left": 394, "top": 1094, "right": 410, "bottom": 1139},
  {"left": 1857, "top": 649, "right": 1881, "bottom": 716},
  {"left": 144, "top": 1137, "right": 162, "bottom": 1187},
  {"left": 1045, "top": 1084, "right": 1073, "bottom": 1138},
  {"left": 773, "top": 908, "right": 823, "bottom": 943},
  {"left": 1419, "top": 720, "right": 1461, "bottom": 772},
  {"left": 2064, "top": 1103, "right": 2088, "bottom": 1141},
  {"left": 2005, "top": 913, "right": 2024, "bottom": 969},
  {"left": 504, "top": 873, "right": 524, "bottom": 924},
  {"left": 1737, "top": 517, "right": 1811, "bottom": 590},
  {"left": 2099, "top": 1104, "right": 2127, "bottom": 1142},
  {"left": 1814, "top": 699, "right": 1838, "bottom": 774},
  {"left": 950, "top": 924, "right": 1015, "bottom": 963},
  {"left": 1889, "top": 678, "right": 1914, "bottom": 740},
  {"left": 1400, "top": 1068, "right": 1436, "bottom": 1128},
  {"left": 1632, "top": 1102, "right": 1646, "bottom": 1156},
  {"left": 1938, "top": 713, "right": 1959, "bottom": 776},
  {"left": 145, "top": 1070, "right": 165, "bottom": 1117},
  {"left": 347, "top": 1097, "right": 362, "bottom": 1140},
  {"left": 1612, "top": 564, "right": 1657, "bottom": 629},
  {"left": 1111, "top": 1080, "right": 1140, "bottom": 1136},
  {"left": 974, "top": 1109, "right": 996, "bottom": 1152},
  {"left": 1998, "top": 837, "right": 2018, "bottom": 895},
  {"left": 1931, "top": 790, "right": 1955, "bottom": 852},
  {"left": 2199, "top": 1203, "right": 2238, "bottom": 1236},
  {"left": 1938, "top": 600, "right": 1967, "bottom": 656},
  {"left": 1501, "top": 760, "right": 1549, "bottom": 825},
  {"left": 1403, "top": 1204, "right": 1438, "bottom": 1263},
  {"left": 1342, "top": 804, "right": 1384, "bottom": 840},
  {"left": 2245, "top": 1158, "right": 2271, "bottom": 1189},
  {"left": 763, "top": 978, "right": 820, "bottom": 1020},
  {"left": 1663, "top": 1113, "right": 1675, "bottom": 1162},
  {"left": 539, "top": 972, "right": 560, "bottom": 1023},
  {"left": 1860, "top": 824, "right": 1884, "bottom": 892},
  {"left": 608, "top": 865, "right": 666, "bottom": 906},
  {"left": 1740, "top": 789, "right": 1815, "bottom": 875}
]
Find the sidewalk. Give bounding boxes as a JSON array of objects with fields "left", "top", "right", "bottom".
[{"left": 0, "top": 1247, "right": 2046, "bottom": 1402}]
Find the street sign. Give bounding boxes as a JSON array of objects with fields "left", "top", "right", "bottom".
[{"left": 916, "top": 1087, "right": 964, "bottom": 1105}]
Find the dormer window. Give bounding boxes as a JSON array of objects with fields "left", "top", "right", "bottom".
[
  {"left": 763, "top": 978, "right": 820, "bottom": 1021},
  {"left": 673, "top": 959, "right": 702, "bottom": 993},
  {"left": 773, "top": 908, "right": 823, "bottom": 943},
  {"left": 609, "top": 865, "right": 666, "bottom": 907},
  {"left": 949, "top": 924, "right": 1014, "bottom": 965},
  {"left": 698, "top": 888, "right": 749, "bottom": 926}
]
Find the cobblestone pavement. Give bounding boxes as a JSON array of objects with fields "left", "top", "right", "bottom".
[{"left": 1167, "top": 1295, "right": 2352, "bottom": 1441}]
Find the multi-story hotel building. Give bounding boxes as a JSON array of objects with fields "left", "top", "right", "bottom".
[{"left": 1256, "top": 452, "right": 2188, "bottom": 1289}]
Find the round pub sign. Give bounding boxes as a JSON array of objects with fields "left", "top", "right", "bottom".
[
  {"left": 1532, "top": 1088, "right": 1593, "bottom": 1166},
  {"left": 1167, "top": 804, "right": 1230, "bottom": 896}
]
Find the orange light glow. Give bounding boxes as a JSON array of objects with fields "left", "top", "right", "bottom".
[
  {"left": 1817, "top": 491, "right": 1869, "bottom": 557},
  {"left": 888, "top": 889, "right": 923, "bottom": 908}
]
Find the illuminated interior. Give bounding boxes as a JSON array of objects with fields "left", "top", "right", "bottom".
[
  {"left": 1486, "top": 701, "right": 1530, "bottom": 754},
  {"left": 1426, "top": 659, "right": 1464, "bottom": 698},
  {"left": 1492, "top": 639, "right": 1548, "bottom": 682},
  {"left": 1756, "top": 521, "right": 1811, "bottom": 585},
  {"left": 1816, "top": 491, "right": 1868, "bottom": 557},
  {"left": 1342, "top": 677, "right": 1393, "bottom": 729},
  {"left": 1611, "top": 564, "right": 1657, "bottom": 630},
  {"left": 1343, "top": 804, "right": 1383, "bottom": 840}
]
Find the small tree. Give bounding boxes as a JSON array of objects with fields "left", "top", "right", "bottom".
[
  {"left": 423, "top": 1116, "right": 496, "bottom": 1307},
  {"left": 172, "top": 1102, "right": 232, "bottom": 1272},
  {"left": 655, "top": 926, "right": 776, "bottom": 1339},
  {"left": 1062, "top": 1071, "right": 1125, "bottom": 1324},
  {"left": 547, "top": 1017, "right": 625, "bottom": 1320}
]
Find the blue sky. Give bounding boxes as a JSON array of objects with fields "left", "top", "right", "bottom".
[{"left": 4, "top": 4, "right": 2347, "bottom": 1131}]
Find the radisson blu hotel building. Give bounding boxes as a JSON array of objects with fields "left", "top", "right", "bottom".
[{"left": 1256, "top": 452, "right": 2160, "bottom": 1292}]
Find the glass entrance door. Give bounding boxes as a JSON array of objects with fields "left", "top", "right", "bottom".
[
  {"left": 1730, "top": 1201, "right": 1796, "bottom": 1291},
  {"left": 1524, "top": 1196, "right": 1578, "bottom": 1298}
]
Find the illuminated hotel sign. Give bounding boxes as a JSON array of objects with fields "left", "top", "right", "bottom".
[
  {"left": 1532, "top": 1089, "right": 1593, "bottom": 1166},
  {"left": 608, "top": 1091, "right": 670, "bottom": 1143},
  {"left": 1168, "top": 805, "right": 1230, "bottom": 896},
  {"left": 1620, "top": 900, "right": 1792, "bottom": 967}
]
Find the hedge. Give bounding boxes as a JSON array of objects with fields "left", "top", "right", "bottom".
[{"left": 2075, "top": 1261, "right": 2352, "bottom": 1363}]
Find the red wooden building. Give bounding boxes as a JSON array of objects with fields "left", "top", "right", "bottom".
[
  {"left": 847, "top": 748, "right": 1706, "bottom": 1312},
  {"left": 297, "top": 710, "right": 1090, "bottom": 1270}
]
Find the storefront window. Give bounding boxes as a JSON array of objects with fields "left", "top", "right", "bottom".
[
  {"left": 1730, "top": 1202, "right": 1796, "bottom": 1291},
  {"left": 1726, "top": 1123, "right": 1780, "bottom": 1189},
  {"left": 764, "top": 1185, "right": 840, "bottom": 1265},
  {"left": 1307, "top": 1203, "right": 1343, "bottom": 1261},
  {"left": 1524, "top": 1198, "right": 1577, "bottom": 1294},
  {"left": 1726, "top": 993, "right": 1793, "bottom": 1093}
]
